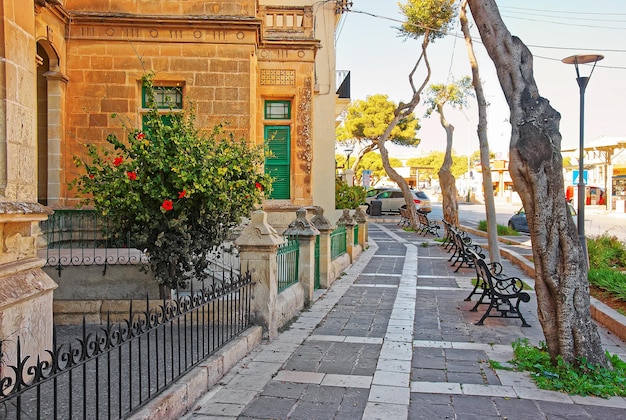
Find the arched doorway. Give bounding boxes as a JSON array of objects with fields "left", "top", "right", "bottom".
[{"left": 36, "top": 42, "right": 49, "bottom": 205}]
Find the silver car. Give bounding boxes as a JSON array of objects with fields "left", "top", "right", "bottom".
[{"left": 366, "top": 188, "right": 432, "bottom": 214}]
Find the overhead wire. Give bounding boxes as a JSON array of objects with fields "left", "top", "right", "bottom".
[
  {"left": 341, "top": 7, "right": 626, "bottom": 71},
  {"left": 499, "top": 5, "right": 626, "bottom": 17}
]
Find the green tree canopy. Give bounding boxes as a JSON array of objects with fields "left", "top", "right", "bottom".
[
  {"left": 336, "top": 94, "right": 420, "bottom": 170},
  {"left": 398, "top": 0, "right": 457, "bottom": 42},
  {"left": 470, "top": 149, "right": 495, "bottom": 166},
  {"left": 406, "top": 151, "right": 468, "bottom": 179},
  {"left": 335, "top": 152, "right": 402, "bottom": 186},
  {"left": 424, "top": 76, "right": 474, "bottom": 117}
]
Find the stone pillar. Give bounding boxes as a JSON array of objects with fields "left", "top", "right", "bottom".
[
  {"left": 353, "top": 206, "right": 368, "bottom": 247},
  {"left": 43, "top": 71, "right": 69, "bottom": 206},
  {"left": 283, "top": 207, "right": 320, "bottom": 304},
  {"left": 0, "top": 4, "right": 57, "bottom": 374},
  {"left": 0, "top": 203, "right": 57, "bottom": 374},
  {"left": 310, "top": 206, "right": 333, "bottom": 288},
  {"left": 235, "top": 210, "right": 284, "bottom": 339},
  {"left": 339, "top": 209, "right": 357, "bottom": 262}
]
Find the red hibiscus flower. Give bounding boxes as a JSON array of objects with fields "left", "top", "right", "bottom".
[
  {"left": 178, "top": 190, "right": 186, "bottom": 199},
  {"left": 136, "top": 132, "right": 145, "bottom": 140},
  {"left": 161, "top": 199, "right": 173, "bottom": 211},
  {"left": 127, "top": 171, "right": 137, "bottom": 180},
  {"left": 113, "top": 157, "right": 123, "bottom": 166},
  {"left": 255, "top": 182, "right": 263, "bottom": 191},
  {"left": 88, "top": 174, "right": 95, "bottom": 179}
]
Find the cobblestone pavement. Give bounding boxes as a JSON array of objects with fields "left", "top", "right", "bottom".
[{"left": 182, "top": 222, "right": 626, "bottom": 420}]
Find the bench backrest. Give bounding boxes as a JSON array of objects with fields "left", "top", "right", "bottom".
[{"left": 474, "top": 257, "right": 525, "bottom": 298}]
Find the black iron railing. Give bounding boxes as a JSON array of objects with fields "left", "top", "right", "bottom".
[{"left": 0, "top": 270, "right": 253, "bottom": 419}]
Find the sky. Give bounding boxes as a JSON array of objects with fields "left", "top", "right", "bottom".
[{"left": 335, "top": 0, "right": 626, "bottom": 160}]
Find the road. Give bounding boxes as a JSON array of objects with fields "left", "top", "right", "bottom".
[{"left": 427, "top": 199, "right": 626, "bottom": 242}]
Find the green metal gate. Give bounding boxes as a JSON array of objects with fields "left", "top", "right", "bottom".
[{"left": 314, "top": 234, "right": 320, "bottom": 289}]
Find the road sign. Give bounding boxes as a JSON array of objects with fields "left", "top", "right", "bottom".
[
  {"left": 362, "top": 170, "right": 371, "bottom": 188},
  {"left": 572, "top": 170, "right": 588, "bottom": 185}
]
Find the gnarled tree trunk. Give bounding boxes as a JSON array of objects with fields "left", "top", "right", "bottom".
[
  {"left": 460, "top": 1, "right": 500, "bottom": 263},
  {"left": 467, "top": 0, "right": 606, "bottom": 366},
  {"left": 379, "top": 34, "right": 433, "bottom": 231},
  {"left": 436, "top": 105, "right": 459, "bottom": 226}
]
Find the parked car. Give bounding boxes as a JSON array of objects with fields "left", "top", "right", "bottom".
[
  {"left": 507, "top": 203, "right": 577, "bottom": 233},
  {"left": 366, "top": 188, "right": 432, "bottom": 214},
  {"left": 365, "top": 187, "right": 388, "bottom": 199}
]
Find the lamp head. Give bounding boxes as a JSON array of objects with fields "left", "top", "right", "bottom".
[{"left": 561, "top": 54, "right": 604, "bottom": 65}]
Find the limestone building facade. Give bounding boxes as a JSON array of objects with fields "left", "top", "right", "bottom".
[
  {"left": 33, "top": 0, "right": 340, "bottom": 221},
  {"left": 1, "top": 0, "right": 345, "bottom": 365}
]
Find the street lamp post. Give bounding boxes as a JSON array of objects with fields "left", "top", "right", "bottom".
[
  {"left": 344, "top": 146, "right": 354, "bottom": 169},
  {"left": 343, "top": 145, "right": 354, "bottom": 186},
  {"left": 562, "top": 54, "right": 604, "bottom": 266}
]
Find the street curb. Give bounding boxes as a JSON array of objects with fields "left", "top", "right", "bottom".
[{"left": 460, "top": 225, "right": 626, "bottom": 343}]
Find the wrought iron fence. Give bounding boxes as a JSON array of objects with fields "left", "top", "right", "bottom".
[
  {"left": 0, "top": 270, "right": 253, "bottom": 419},
  {"left": 39, "top": 210, "right": 240, "bottom": 277},
  {"left": 330, "top": 223, "right": 347, "bottom": 260},
  {"left": 277, "top": 235, "right": 299, "bottom": 292}
]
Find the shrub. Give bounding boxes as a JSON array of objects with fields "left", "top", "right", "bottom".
[
  {"left": 587, "top": 233, "right": 626, "bottom": 269},
  {"left": 477, "top": 220, "right": 519, "bottom": 236},
  {"left": 70, "top": 73, "right": 272, "bottom": 290},
  {"left": 335, "top": 178, "right": 367, "bottom": 209}
]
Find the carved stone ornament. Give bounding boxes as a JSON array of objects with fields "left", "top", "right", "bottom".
[
  {"left": 338, "top": 208, "right": 355, "bottom": 226},
  {"left": 297, "top": 77, "right": 313, "bottom": 174},
  {"left": 283, "top": 207, "right": 319, "bottom": 237},
  {"left": 235, "top": 210, "right": 283, "bottom": 247},
  {"left": 309, "top": 206, "right": 333, "bottom": 231},
  {"left": 353, "top": 207, "right": 367, "bottom": 223}
]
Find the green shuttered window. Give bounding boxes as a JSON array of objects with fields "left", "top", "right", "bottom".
[{"left": 265, "top": 126, "right": 290, "bottom": 199}]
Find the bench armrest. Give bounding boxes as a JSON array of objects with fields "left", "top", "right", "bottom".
[{"left": 491, "top": 275, "right": 525, "bottom": 297}]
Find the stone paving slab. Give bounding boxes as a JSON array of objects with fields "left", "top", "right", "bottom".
[{"left": 182, "top": 221, "right": 626, "bottom": 420}]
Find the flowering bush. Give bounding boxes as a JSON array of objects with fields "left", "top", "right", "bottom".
[{"left": 71, "top": 74, "right": 272, "bottom": 290}]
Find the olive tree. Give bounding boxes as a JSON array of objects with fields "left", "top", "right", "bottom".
[
  {"left": 467, "top": 0, "right": 607, "bottom": 366},
  {"left": 374, "top": 0, "right": 457, "bottom": 230},
  {"left": 336, "top": 94, "right": 420, "bottom": 172},
  {"left": 459, "top": 1, "right": 500, "bottom": 263},
  {"left": 424, "top": 76, "right": 474, "bottom": 226}
]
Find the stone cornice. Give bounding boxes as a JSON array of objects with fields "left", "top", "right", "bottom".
[
  {"left": 69, "top": 12, "right": 261, "bottom": 27},
  {"left": 0, "top": 202, "right": 53, "bottom": 218},
  {"left": 67, "top": 13, "right": 262, "bottom": 44},
  {"left": 261, "top": 38, "right": 320, "bottom": 49},
  {"left": 35, "top": 0, "right": 70, "bottom": 23}
]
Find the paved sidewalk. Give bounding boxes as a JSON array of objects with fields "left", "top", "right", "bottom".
[{"left": 183, "top": 222, "right": 626, "bottom": 420}]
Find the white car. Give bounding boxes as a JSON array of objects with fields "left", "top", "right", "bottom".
[{"left": 366, "top": 188, "right": 432, "bottom": 214}]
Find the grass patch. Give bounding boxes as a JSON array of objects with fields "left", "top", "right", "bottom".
[
  {"left": 587, "top": 233, "right": 626, "bottom": 269},
  {"left": 588, "top": 268, "right": 626, "bottom": 301},
  {"left": 507, "top": 339, "right": 626, "bottom": 398},
  {"left": 587, "top": 234, "right": 626, "bottom": 307},
  {"left": 477, "top": 220, "right": 519, "bottom": 236}
]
